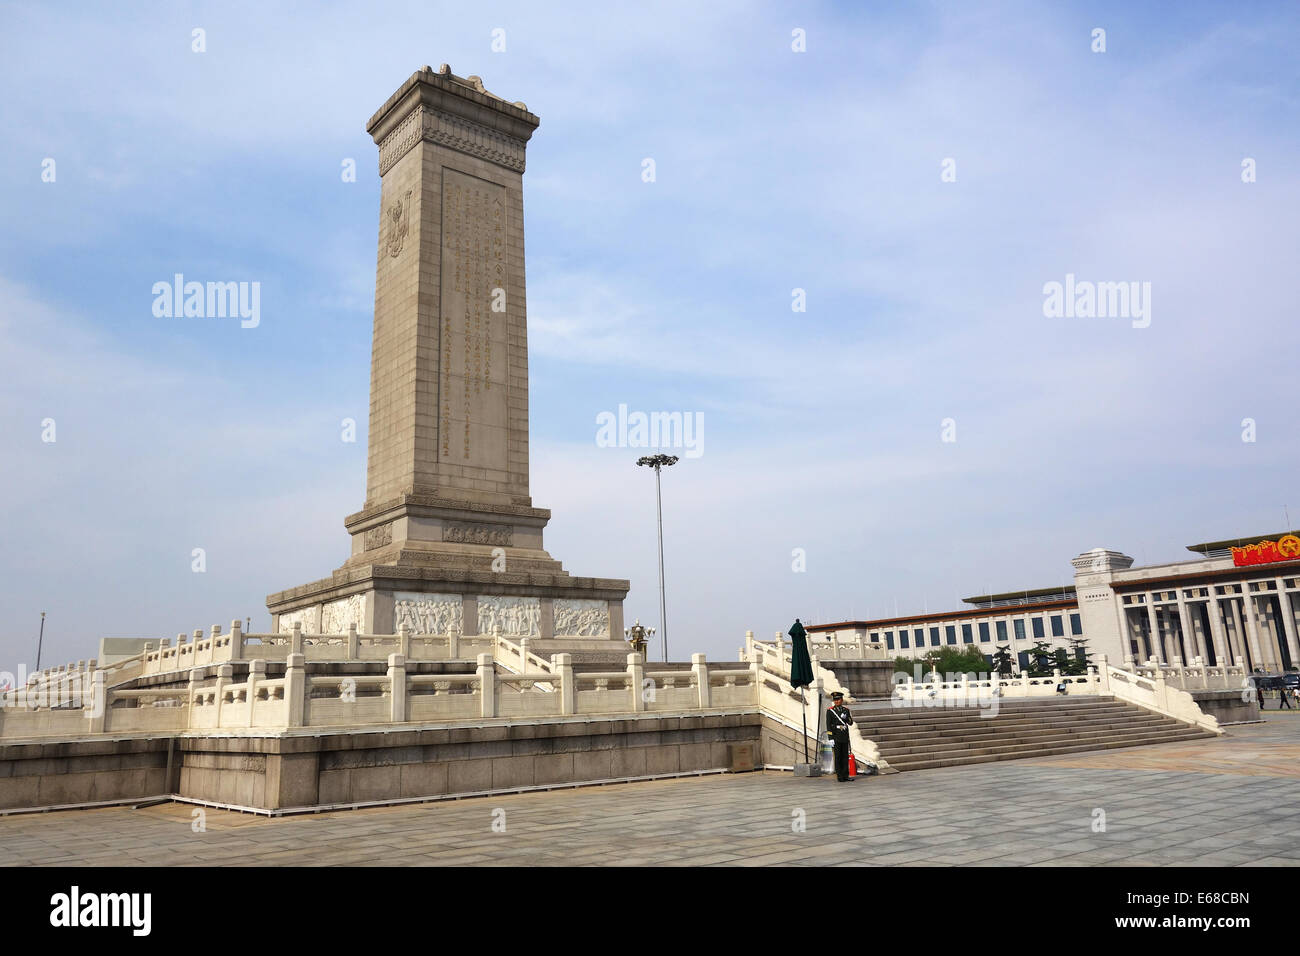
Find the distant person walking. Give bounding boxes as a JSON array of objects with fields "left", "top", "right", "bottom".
[{"left": 1281, "top": 685, "right": 1294, "bottom": 710}]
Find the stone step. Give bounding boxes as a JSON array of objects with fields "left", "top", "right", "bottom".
[
  {"left": 877, "top": 721, "right": 1198, "bottom": 758},
  {"left": 852, "top": 701, "right": 1132, "bottom": 724},
  {"left": 858, "top": 709, "right": 1155, "bottom": 738},
  {"left": 875, "top": 719, "right": 1190, "bottom": 756},
  {"left": 883, "top": 729, "right": 1215, "bottom": 771},
  {"left": 863, "top": 710, "right": 1180, "bottom": 737}
]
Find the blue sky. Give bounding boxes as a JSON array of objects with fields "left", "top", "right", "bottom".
[{"left": 1, "top": 0, "right": 1298, "bottom": 669}]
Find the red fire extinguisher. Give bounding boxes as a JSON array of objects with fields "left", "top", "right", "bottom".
[{"left": 847, "top": 753, "right": 857, "bottom": 779}]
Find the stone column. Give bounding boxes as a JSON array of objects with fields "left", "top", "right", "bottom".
[
  {"left": 1207, "top": 592, "right": 1229, "bottom": 666},
  {"left": 1259, "top": 597, "right": 1282, "bottom": 671},
  {"left": 1190, "top": 604, "right": 1209, "bottom": 665},
  {"left": 1239, "top": 595, "right": 1266, "bottom": 671},
  {"left": 230, "top": 619, "right": 244, "bottom": 661},
  {"left": 1175, "top": 592, "right": 1198, "bottom": 662},
  {"left": 1145, "top": 600, "right": 1164, "bottom": 664},
  {"left": 1275, "top": 581, "right": 1300, "bottom": 668}
]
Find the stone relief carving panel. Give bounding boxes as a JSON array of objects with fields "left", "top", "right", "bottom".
[
  {"left": 444, "top": 522, "right": 512, "bottom": 546},
  {"left": 278, "top": 606, "right": 318, "bottom": 634},
  {"left": 321, "top": 594, "right": 367, "bottom": 634},
  {"left": 554, "top": 599, "right": 610, "bottom": 638},
  {"left": 393, "top": 592, "right": 464, "bottom": 635},
  {"left": 476, "top": 595, "right": 540, "bottom": 637},
  {"left": 364, "top": 522, "right": 393, "bottom": 550}
]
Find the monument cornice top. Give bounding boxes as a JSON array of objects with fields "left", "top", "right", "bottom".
[{"left": 366, "top": 64, "right": 540, "bottom": 146}]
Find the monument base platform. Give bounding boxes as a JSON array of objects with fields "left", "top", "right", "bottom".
[{"left": 266, "top": 560, "right": 628, "bottom": 646}]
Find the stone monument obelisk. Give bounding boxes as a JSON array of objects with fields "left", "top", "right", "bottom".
[{"left": 266, "top": 66, "right": 629, "bottom": 657}]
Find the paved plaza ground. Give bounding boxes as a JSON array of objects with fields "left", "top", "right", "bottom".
[{"left": 4, "top": 714, "right": 1297, "bottom": 867}]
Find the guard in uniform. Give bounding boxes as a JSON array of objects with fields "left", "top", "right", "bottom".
[{"left": 826, "top": 691, "right": 854, "bottom": 782}]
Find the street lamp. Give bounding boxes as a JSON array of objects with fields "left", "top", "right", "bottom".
[
  {"left": 636, "top": 453, "right": 679, "bottom": 661},
  {"left": 624, "top": 619, "right": 656, "bottom": 659}
]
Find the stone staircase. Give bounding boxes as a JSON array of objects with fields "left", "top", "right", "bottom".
[{"left": 856, "top": 696, "right": 1217, "bottom": 772}]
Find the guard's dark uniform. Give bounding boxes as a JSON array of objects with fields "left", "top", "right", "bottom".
[{"left": 826, "top": 695, "right": 854, "bottom": 781}]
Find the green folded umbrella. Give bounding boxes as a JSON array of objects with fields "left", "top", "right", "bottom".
[
  {"left": 788, "top": 619, "right": 815, "bottom": 764},
  {"left": 789, "top": 618, "right": 814, "bottom": 688}
]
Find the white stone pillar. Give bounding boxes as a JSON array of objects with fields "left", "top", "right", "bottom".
[
  {"left": 627, "top": 652, "right": 646, "bottom": 712},
  {"left": 387, "top": 653, "right": 407, "bottom": 722},
  {"left": 553, "top": 653, "right": 574, "bottom": 715},
  {"left": 186, "top": 667, "right": 201, "bottom": 730},
  {"left": 1175, "top": 592, "right": 1198, "bottom": 663},
  {"left": 285, "top": 654, "right": 305, "bottom": 727},
  {"left": 477, "top": 653, "right": 496, "bottom": 718},
  {"left": 246, "top": 658, "right": 265, "bottom": 727},
  {"left": 1207, "top": 592, "right": 1230, "bottom": 666},
  {"left": 230, "top": 619, "right": 244, "bottom": 661},
  {"left": 1145, "top": 600, "right": 1164, "bottom": 664},
  {"left": 1239, "top": 594, "right": 1266, "bottom": 671},
  {"left": 214, "top": 663, "right": 232, "bottom": 727},
  {"left": 1276, "top": 581, "right": 1300, "bottom": 668},
  {"left": 692, "top": 653, "right": 710, "bottom": 708},
  {"left": 1259, "top": 597, "right": 1282, "bottom": 671}
]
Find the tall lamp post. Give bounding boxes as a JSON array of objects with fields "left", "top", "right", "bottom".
[
  {"left": 35, "top": 611, "right": 46, "bottom": 672},
  {"left": 636, "top": 454, "right": 679, "bottom": 662}
]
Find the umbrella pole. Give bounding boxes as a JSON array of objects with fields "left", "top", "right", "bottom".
[{"left": 801, "top": 688, "right": 808, "bottom": 763}]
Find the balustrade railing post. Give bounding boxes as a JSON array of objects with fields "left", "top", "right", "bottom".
[
  {"left": 214, "top": 663, "right": 233, "bottom": 726},
  {"left": 399, "top": 624, "right": 411, "bottom": 659},
  {"left": 448, "top": 625, "right": 460, "bottom": 660},
  {"left": 554, "top": 653, "right": 574, "bottom": 715},
  {"left": 347, "top": 623, "right": 359, "bottom": 660},
  {"left": 290, "top": 622, "right": 303, "bottom": 656},
  {"left": 520, "top": 636, "right": 532, "bottom": 668},
  {"left": 247, "top": 659, "right": 265, "bottom": 727},
  {"left": 85, "top": 669, "right": 106, "bottom": 733},
  {"left": 284, "top": 654, "right": 305, "bottom": 727},
  {"left": 230, "top": 619, "right": 244, "bottom": 661},
  {"left": 477, "top": 653, "right": 496, "bottom": 718},
  {"left": 388, "top": 653, "right": 407, "bottom": 723},
  {"left": 627, "top": 652, "right": 645, "bottom": 713},
  {"left": 745, "top": 629, "right": 755, "bottom": 662},
  {"left": 1153, "top": 667, "right": 1169, "bottom": 712},
  {"left": 692, "top": 653, "right": 710, "bottom": 708},
  {"left": 186, "top": 667, "right": 201, "bottom": 730}
]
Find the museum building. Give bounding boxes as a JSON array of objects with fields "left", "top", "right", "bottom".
[{"left": 808, "top": 531, "right": 1300, "bottom": 674}]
